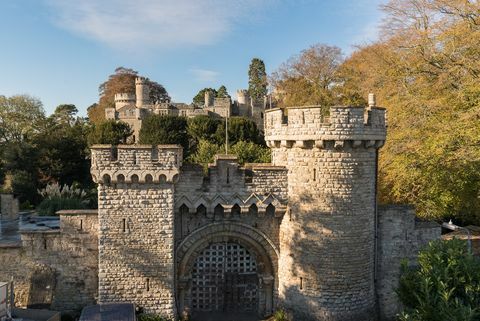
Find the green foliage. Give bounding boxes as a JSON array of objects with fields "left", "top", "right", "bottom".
[
  {"left": 216, "top": 85, "right": 229, "bottom": 98},
  {"left": 230, "top": 140, "right": 271, "bottom": 164},
  {"left": 187, "top": 139, "right": 223, "bottom": 171},
  {"left": 10, "top": 170, "right": 39, "bottom": 204},
  {"left": 248, "top": 58, "right": 268, "bottom": 100},
  {"left": 138, "top": 314, "right": 172, "bottom": 321},
  {"left": 273, "top": 309, "right": 289, "bottom": 321},
  {"left": 397, "top": 239, "right": 480, "bottom": 321},
  {"left": 187, "top": 115, "right": 221, "bottom": 143},
  {"left": 215, "top": 116, "right": 262, "bottom": 146},
  {"left": 87, "top": 120, "right": 132, "bottom": 145},
  {"left": 0, "top": 94, "right": 45, "bottom": 143},
  {"left": 36, "top": 182, "right": 90, "bottom": 216},
  {"left": 139, "top": 115, "right": 189, "bottom": 153},
  {"left": 192, "top": 88, "right": 216, "bottom": 105}
]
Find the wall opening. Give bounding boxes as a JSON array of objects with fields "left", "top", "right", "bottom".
[
  {"left": 131, "top": 174, "right": 139, "bottom": 183},
  {"left": 145, "top": 174, "right": 153, "bottom": 183},
  {"left": 266, "top": 204, "right": 275, "bottom": 216},
  {"left": 214, "top": 204, "right": 224, "bottom": 220},
  {"left": 196, "top": 204, "right": 207, "bottom": 216},
  {"left": 231, "top": 204, "right": 241, "bottom": 217},
  {"left": 248, "top": 204, "right": 258, "bottom": 216},
  {"left": 117, "top": 174, "right": 125, "bottom": 183},
  {"left": 159, "top": 174, "right": 167, "bottom": 183}
]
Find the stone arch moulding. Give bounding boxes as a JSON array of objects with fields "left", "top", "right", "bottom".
[{"left": 176, "top": 222, "right": 279, "bottom": 317}]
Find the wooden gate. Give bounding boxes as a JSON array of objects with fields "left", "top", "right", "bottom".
[{"left": 190, "top": 243, "right": 258, "bottom": 313}]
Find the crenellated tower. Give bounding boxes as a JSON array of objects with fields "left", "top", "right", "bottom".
[
  {"left": 265, "top": 105, "right": 386, "bottom": 321},
  {"left": 136, "top": 76, "right": 150, "bottom": 107},
  {"left": 90, "top": 144, "right": 183, "bottom": 318}
]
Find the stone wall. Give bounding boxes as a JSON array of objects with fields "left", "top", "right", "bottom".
[
  {"left": 376, "top": 205, "right": 441, "bottom": 321},
  {"left": 266, "top": 105, "right": 386, "bottom": 321},
  {"left": 1, "top": 194, "right": 19, "bottom": 220},
  {"left": 91, "top": 144, "right": 183, "bottom": 318},
  {"left": 0, "top": 210, "right": 98, "bottom": 315}
]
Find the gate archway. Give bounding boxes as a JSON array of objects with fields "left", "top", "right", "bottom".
[
  {"left": 176, "top": 222, "right": 278, "bottom": 319},
  {"left": 190, "top": 242, "right": 258, "bottom": 313}
]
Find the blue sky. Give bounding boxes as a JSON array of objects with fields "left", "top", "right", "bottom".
[{"left": 0, "top": 0, "right": 386, "bottom": 116}]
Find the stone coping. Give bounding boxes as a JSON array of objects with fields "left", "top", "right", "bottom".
[
  {"left": 265, "top": 105, "right": 386, "bottom": 113},
  {"left": 20, "top": 229, "right": 60, "bottom": 235},
  {"left": 56, "top": 209, "right": 99, "bottom": 216},
  {"left": 90, "top": 144, "right": 183, "bottom": 149},
  {"left": 0, "top": 241, "right": 22, "bottom": 248},
  {"left": 243, "top": 163, "right": 287, "bottom": 171}
]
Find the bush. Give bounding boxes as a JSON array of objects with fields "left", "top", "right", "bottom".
[
  {"left": 36, "top": 182, "right": 90, "bottom": 216},
  {"left": 397, "top": 239, "right": 480, "bottom": 321},
  {"left": 138, "top": 314, "right": 172, "bottom": 321}
]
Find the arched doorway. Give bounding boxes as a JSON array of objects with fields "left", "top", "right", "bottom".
[
  {"left": 176, "top": 222, "right": 278, "bottom": 320},
  {"left": 190, "top": 242, "right": 258, "bottom": 313}
]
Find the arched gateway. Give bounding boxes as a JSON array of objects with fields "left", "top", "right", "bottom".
[{"left": 176, "top": 222, "right": 278, "bottom": 318}]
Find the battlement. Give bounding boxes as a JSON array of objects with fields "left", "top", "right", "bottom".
[
  {"left": 264, "top": 105, "right": 386, "bottom": 149},
  {"left": 90, "top": 144, "right": 183, "bottom": 184},
  {"left": 114, "top": 93, "right": 136, "bottom": 102},
  {"left": 135, "top": 76, "right": 147, "bottom": 84}
]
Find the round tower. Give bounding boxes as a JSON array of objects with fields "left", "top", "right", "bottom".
[
  {"left": 236, "top": 89, "right": 250, "bottom": 117},
  {"left": 135, "top": 76, "right": 150, "bottom": 107},
  {"left": 265, "top": 105, "right": 386, "bottom": 321},
  {"left": 204, "top": 90, "right": 214, "bottom": 108}
]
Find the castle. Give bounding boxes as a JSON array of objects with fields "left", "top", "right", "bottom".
[
  {"left": 106, "top": 77, "right": 267, "bottom": 141},
  {"left": 0, "top": 100, "right": 441, "bottom": 321}
]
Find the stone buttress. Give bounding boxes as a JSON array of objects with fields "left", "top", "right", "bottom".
[
  {"left": 91, "top": 144, "right": 182, "bottom": 318},
  {"left": 265, "top": 105, "right": 386, "bottom": 321}
]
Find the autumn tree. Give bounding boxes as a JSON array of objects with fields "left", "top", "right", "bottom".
[
  {"left": 271, "top": 44, "right": 344, "bottom": 108},
  {"left": 248, "top": 58, "right": 268, "bottom": 100},
  {"left": 338, "top": 0, "right": 480, "bottom": 224}
]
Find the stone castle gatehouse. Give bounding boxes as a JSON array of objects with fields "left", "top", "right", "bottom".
[{"left": 0, "top": 104, "right": 441, "bottom": 321}]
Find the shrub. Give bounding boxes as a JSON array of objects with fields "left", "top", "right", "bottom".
[
  {"left": 36, "top": 182, "right": 89, "bottom": 216},
  {"left": 397, "top": 239, "right": 480, "bottom": 321},
  {"left": 138, "top": 314, "right": 172, "bottom": 321}
]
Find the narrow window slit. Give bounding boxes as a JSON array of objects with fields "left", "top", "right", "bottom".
[
  {"left": 146, "top": 278, "right": 150, "bottom": 291},
  {"left": 122, "top": 219, "right": 126, "bottom": 233},
  {"left": 80, "top": 219, "right": 83, "bottom": 231},
  {"left": 300, "top": 277, "right": 303, "bottom": 290}
]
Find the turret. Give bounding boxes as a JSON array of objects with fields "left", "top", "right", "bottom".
[
  {"left": 236, "top": 89, "right": 250, "bottom": 117},
  {"left": 204, "top": 90, "right": 214, "bottom": 108},
  {"left": 114, "top": 93, "right": 136, "bottom": 109},
  {"left": 265, "top": 105, "right": 386, "bottom": 321},
  {"left": 136, "top": 77, "right": 150, "bottom": 107}
]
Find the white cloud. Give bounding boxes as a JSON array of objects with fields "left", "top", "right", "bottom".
[
  {"left": 45, "top": 0, "right": 272, "bottom": 50},
  {"left": 189, "top": 68, "right": 219, "bottom": 82}
]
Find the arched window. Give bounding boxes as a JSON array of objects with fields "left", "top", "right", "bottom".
[
  {"left": 117, "top": 174, "right": 125, "bottom": 183},
  {"left": 248, "top": 203, "right": 258, "bottom": 216},
  {"left": 266, "top": 204, "right": 275, "bottom": 216},
  {"left": 214, "top": 204, "right": 224, "bottom": 220},
  {"left": 231, "top": 204, "right": 241, "bottom": 217},
  {"left": 145, "top": 174, "right": 153, "bottom": 183},
  {"left": 131, "top": 174, "right": 139, "bottom": 183},
  {"left": 159, "top": 174, "right": 167, "bottom": 183},
  {"left": 196, "top": 204, "right": 207, "bottom": 216},
  {"left": 103, "top": 174, "right": 111, "bottom": 184}
]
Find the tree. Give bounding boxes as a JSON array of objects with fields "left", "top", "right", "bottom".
[
  {"left": 52, "top": 104, "right": 78, "bottom": 125},
  {"left": 398, "top": 239, "right": 480, "bottom": 321},
  {"left": 193, "top": 88, "right": 217, "bottom": 105},
  {"left": 89, "top": 67, "right": 170, "bottom": 123},
  {"left": 139, "top": 115, "right": 189, "bottom": 153},
  {"left": 230, "top": 141, "right": 271, "bottom": 164},
  {"left": 336, "top": 0, "right": 480, "bottom": 224},
  {"left": 187, "top": 139, "right": 223, "bottom": 171},
  {"left": 87, "top": 120, "right": 132, "bottom": 145},
  {"left": 214, "top": 117, "right": 262, "bottom": 146},
  {"left": 187, "top": 116, "right": 222, "bottom": 148},
  {"left": 248, "top": 58, "right": 268, "bottom": 100},
  {"left": 216, "top": 85, "right": 229, "bottom": 98},
  {"left": 271, "top": 44, "right": 344, "bottom": 107},
  {"left": 0, "top": 95, "right": 45, "bottom": 143}
]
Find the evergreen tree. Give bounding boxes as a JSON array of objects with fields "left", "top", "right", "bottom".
[
  {"left": 192, "top": 88, "right": 217, "bottom": 105},
  {"left": 248, "top": 58, "right": 268, "bottom": 100},
  {"left": 216, "top": 85, "right": 229, "bottom": 98}
]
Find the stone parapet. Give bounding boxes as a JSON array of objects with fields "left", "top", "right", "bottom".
[
  {"left": 90, "top": 145, "right": 183, "bottom": 184},
  {"left": 265, "top": 106, "right": 386, "bottom": 149}
]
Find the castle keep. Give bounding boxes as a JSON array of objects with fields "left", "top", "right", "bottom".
[{"left": 0, "top": 103, "right": 440, "bottom": 321}]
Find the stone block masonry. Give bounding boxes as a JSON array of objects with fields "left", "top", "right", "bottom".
[
  {"left": 266, "top": 105, "right": 386, "bottom": 321},
  {"left": 91, "top": 144, "right": 183, "bottom": 318}
]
